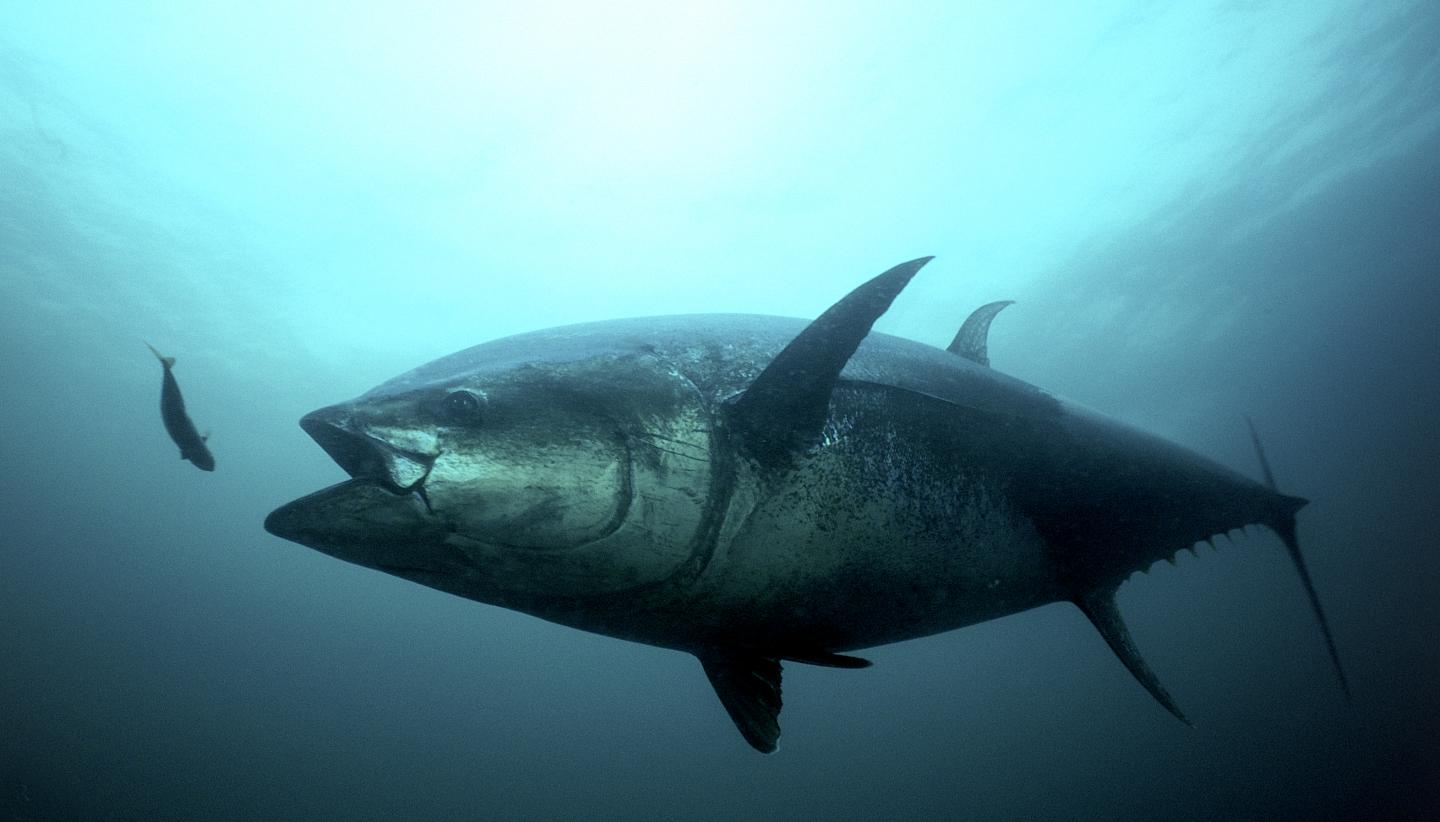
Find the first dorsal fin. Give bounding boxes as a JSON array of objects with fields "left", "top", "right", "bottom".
[
  {"left": 946, "top": 300, "right": 1014, "bottom": 367},
  {"left": 699, "top": 653, "right": 784, "bottom": 753},
  {"left": 1076, "top": 590, "right": 1191, "bottom": 725},
  {"left": 727, "top": 257, "right": 933, "bottom": 469}
]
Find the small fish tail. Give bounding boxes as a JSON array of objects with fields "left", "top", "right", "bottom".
[{"left": 144, "top": 341, "right": 175, "bottom": 369}]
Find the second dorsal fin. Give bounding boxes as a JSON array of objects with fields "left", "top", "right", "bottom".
[
  {"left": 1076, "top": 590, "right": 1191, "bottom": 725},
  {"left": 727, "top": 257, "right": 933, "bottom": 469},
  {"left": 946, "top": 300, "right": 1014, "bottom": 367}
]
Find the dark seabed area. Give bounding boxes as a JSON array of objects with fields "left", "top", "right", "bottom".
[{"left": 2, "top": 3, "right": 1438, "bottom": 820}]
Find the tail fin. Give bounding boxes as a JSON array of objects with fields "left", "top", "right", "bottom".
[
  {"left": 144, "top": 341, "right": 175, "bottom": 369},
  {"left": 1246, "top": 417, "right": 1350, "bottom": 699}
]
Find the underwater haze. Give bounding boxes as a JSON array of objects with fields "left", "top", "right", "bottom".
[{"left": 3, "top": 1, "right": 1438, "bottom": 819}]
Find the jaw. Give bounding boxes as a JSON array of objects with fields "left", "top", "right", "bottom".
[
  {"left": 263, "top": 478, "right": 451, "bottom": 571},
  {"left": 264, "top": 399, "right": 452, "bottom": 569}
]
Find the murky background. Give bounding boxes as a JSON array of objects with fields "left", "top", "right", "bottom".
[{"left": 3, "top": 2, "right": 1437, "bottom": 818}]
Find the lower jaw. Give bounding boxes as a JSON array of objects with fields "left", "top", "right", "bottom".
[{"left": 265, "top": 478, "right": 444, "bottom": 547}]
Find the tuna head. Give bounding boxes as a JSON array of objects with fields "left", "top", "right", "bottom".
[{"left": 265, "top": 345, "right": 714, "bottom": 619}]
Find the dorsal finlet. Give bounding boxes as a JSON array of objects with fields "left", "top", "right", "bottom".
[{"left": 946, "top": 300, "right": 1014, "bottom": 367}]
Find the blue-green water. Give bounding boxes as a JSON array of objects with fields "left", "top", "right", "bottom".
[{"left": 3, "top": 3, "right": 1437, "bottom": 819}]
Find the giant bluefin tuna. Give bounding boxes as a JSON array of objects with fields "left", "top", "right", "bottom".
[{"left": 264, "top": 258, "right": 1345, "bottom": 751}]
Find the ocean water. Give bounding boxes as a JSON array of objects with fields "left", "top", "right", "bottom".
[{"left": 2, "top": 2, "right": 1437, "bottom": 819}]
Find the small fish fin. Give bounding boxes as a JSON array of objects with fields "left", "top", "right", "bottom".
[
  {"left": 144, "top": 341, "right": 175, "bottom": 369},
  {"left": 699, "top": 652, "right": 784, "bottom": 753},
  {"left": 946, "top": 300, "right": 1014, "bottom": 367},
  {"left": 727, "top": 256, "right": 933, "bottom": 469},
  {"left": 202, "top": 430, "right": 211, "bottom": 443},
  {"left": 1245, "top": 417, "right": 1349, "bottom": 699},
  {"left": 1076, "top": 590, "right": 1191, "bottom": 726},
  {"left": 783, "top": 650, "right": 873, "bottom": 669}
]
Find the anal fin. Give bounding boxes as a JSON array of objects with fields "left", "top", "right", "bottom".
[
  {"left": 699, "top": 653, "right": 783, "bottom": 753},
  {"left": 1077, "top": 591, "right": 1191, "bottom": 726}
]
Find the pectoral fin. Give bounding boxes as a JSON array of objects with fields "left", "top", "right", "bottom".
[
  {"left": 699, "top": 653, "right": 784, "bottom": 753},
  {"left": 1076, "top": 590, "right": 1191, "bottom": 725}
]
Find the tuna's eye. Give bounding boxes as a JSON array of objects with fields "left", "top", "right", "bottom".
[{"left": 440, "top": 390, "right": 484, "bottom": 424}]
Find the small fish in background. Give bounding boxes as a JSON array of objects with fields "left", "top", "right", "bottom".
[{"left": 145, "top": 342, "right": 215, "bottom": 471}]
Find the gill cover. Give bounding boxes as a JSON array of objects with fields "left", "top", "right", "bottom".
[
  {"left": 427, "top": 361, "right": 714, "bottom": 598},
  {"left": 420, "top": 385, "right": 634, "bottom": 551},
  {"left": 279, "top": 352, "right": 714, "bottom": 601}
]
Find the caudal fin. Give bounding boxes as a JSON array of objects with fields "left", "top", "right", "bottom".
[
  {"left": 144, "top": 341, "right": 175, "bottom": 369},
  {"left": 1247, "top": 417, "right": 1350, "bottom": 699},
  {"left": 1268, "top": 506, "right": 1350, "bottom": 699}
]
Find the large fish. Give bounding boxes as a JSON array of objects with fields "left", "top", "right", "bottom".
[
  {"left": 264, "top": 258, "right": 1345, "bottom": 751},
  {"left": 146, "top": 343, "right": 215, "bottom": 472}
]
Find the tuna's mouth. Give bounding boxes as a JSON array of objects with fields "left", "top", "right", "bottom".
[{"left": 300, "top": 411, "right": 438, "bottom": 509}]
